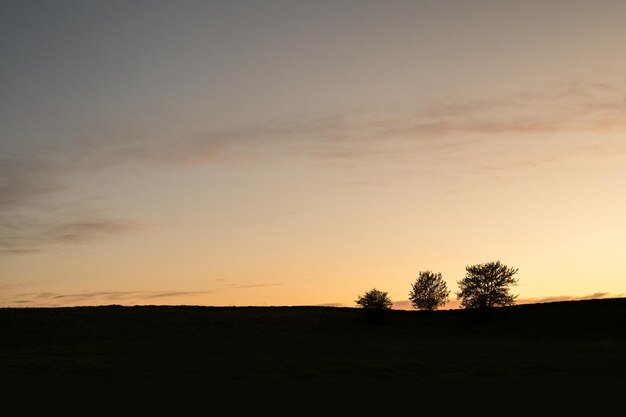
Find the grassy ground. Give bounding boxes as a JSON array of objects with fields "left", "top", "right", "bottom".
[{"left": 2, "top": 298, "right": 625, "bottom": 390}]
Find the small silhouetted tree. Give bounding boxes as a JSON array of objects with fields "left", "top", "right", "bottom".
[
  {"left": 355, "top": 288, "right": 393, "bottom": 311},
  {"left": 409, "top": 270, "right": 450, "bottom": 311},
  {"left": 456, "top": 261, "right": 519, "bottom": 309}
]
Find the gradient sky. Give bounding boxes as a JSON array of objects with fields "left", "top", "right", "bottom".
[{"left": 2, "top": 0, "right": 626, "bottom": 308}]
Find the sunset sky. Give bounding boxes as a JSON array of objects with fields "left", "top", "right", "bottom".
[{"left": 2, "top": 0, "right": 626, "bottom": 308}]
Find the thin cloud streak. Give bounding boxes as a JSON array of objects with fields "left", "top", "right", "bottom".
[
  {"left": 412, "top": 81, "right": 626, "bottom": 136},
  {"left": 0, "top": 155, "right": 65, "bottom": 211},
  {"left": 391, "top": 292, "right": 624, "bottom": 310},
  {"left": 0, "top": 279, "right": 57, "bottom": 291},
  {"left": 0, "top": 215, "right": 150, "bottom": 254},
  {"left": 516, "top": 292, "right": 625, "bottom": 305},
  {"left": 3, "top": 281, "right": 282, "bottom": 307}
]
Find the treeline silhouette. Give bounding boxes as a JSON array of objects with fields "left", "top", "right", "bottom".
[{"left": 356, "top": 260, "right": 518, "bottom": 311}]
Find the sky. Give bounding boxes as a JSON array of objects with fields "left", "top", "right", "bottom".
[{"left": 2, "top": 0, "right": 626, "bottom": 308}]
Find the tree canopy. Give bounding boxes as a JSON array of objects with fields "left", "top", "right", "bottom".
[
  {"left": 355, "top": 288, "right": 393, "bottom": 310},
  {"left": 408, "top": 270, "right": 450, "bottom": 311},
  {"left": 456, "top": 261, "right": 519, "bottom": 309}
]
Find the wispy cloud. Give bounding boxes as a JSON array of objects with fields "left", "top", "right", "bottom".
[
  {"left": 3, "top": 80, "right": 625, "bottom": 254},
  {"left": 5, "top": 80, "right": 625, "bottom": 198},
  {"left": 0, "top": 279, "right": 57, "bottom": 291},
  {"left": 410, "top": 80, "right": 626, "bottom": 136},
  {"left": 0, "top": 213, "right": 149, "bottom": 254},
  {"left": 515, "top": 292, "right": 624, "bottom": 305},
  {"left": 0, "top": 154, "right": 65, "bottom": 211},
  {"left": 2, "top": 281, "right": 282, "bottom": 306}
]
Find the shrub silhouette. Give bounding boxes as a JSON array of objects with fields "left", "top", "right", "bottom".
[
  {"left": 355, "top": 288, "right": 393, "bottom": 310},
  {"left": 409, "top": 270, "right": 450, "bottom": 311},
  {"left": 456, "top": 260, "right": 519, "bottom": 309}
]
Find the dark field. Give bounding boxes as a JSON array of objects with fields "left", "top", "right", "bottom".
[{"left": 2, "top": 298, "right": 626, "bottom": 390}]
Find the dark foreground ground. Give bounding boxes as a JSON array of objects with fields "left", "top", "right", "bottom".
[{"left": 2, "top": 298, "right": 626, "bottom": 391}]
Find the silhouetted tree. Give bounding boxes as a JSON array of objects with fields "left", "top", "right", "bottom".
[
  {"left": 355, "top": 288, "right": 393, "bottom": 310},
  {"left": 409, "top": 270, "right": 450, "bottom": 311},
  {"left": 456, "top": 261, "right": 519, "bottom": 309}
]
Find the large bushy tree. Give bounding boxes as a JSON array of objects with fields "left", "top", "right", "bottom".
[
  {"left": 355, "top": 288, "right": 393, "bottom": 311},
  {"left": 456, "top": 261, "right": 519, "bottom": 309},
  {"left": 409, "top": 270, "right": 450, "bottom": 311}
]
